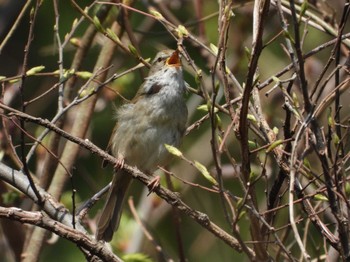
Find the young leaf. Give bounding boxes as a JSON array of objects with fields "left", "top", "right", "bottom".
[
  {"left": 195, "top": 69, "right": 202, "bottom": 85},
  {"left": 123, "top": 253, "right": 153, "bottom": 262},
  {"left": 93, "top": 16, "right": 104, "bottom": 32},
  {"left": 177, "top": 25, "right": 189, "bottom": 38},
  {"left": 106, "top": 28, "right": 120, "bottom": 43},
  {"left": 194, "top": 161, "right": 218, "bottom": 185},
  {"left": 248, "top": 140, "right": 258, "bottom": 149},
  {"left": 346, "top": 182, "right": 350, "bottom": 197},
  {"left": 247, "top": 114, "right": 256, "bottom": 122},
  {"left": 332, "top": 133, "right": 340, "bottom": 145},
  {"left": 72, "top": 18, "right": 78, "bottom": 28},
  {"left": 313, "top": 194, "right": 328, "bottom": 202},
  {"left": 26, "top": 66, "right": 45, "bottom": 76},
  {"left": 266, "top": 140, "right": 284, "bottom": 153},
  {"left": 164, "top": 144, "right": 183, "bottom": 157},
  {"left": 70, "top": 37, "right": 81, "bottom": 47},
  {"left": 75, "top": 71, "right": 93, "bottom": 79},
  {"left": 210, "top": 43, "right": 218, "bottom": 55},
  {"left": 149, "top": 8, "right": 164, "bottom": 20},
  {"left": 128, "top": 44, "right": 139, "bottom": 56}
]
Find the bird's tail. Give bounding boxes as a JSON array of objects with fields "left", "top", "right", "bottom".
[{"left": 96, "top": 170, "right": 132, "bottom": 241}]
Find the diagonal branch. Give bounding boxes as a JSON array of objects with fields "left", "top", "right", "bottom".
[{"left": 0, "top": 206, "right": 122, "bottom": 262}]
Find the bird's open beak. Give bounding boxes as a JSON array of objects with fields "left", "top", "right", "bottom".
[{"left": 166, "top": 50, "right": 181, "bottom": 67}]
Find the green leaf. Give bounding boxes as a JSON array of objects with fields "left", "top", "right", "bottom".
[
  {"left": 210, "top": 43, "right": 218, "bottom": 55},
  {"left": 26, "top": 65, "right": 45, "bottom": 76},
  {"left": 236, "top": 197, "right": 243, "bottom": 209},
  {"left": 106, "top": 28, "right": 120, "bottom": 43},
  {"left": 215, "top": 114, "right": 222, "bottom": 129},
  {"left": 194, "top": 160, "right": 218, "bottom": 185},
  {"left": 303, "top": 158, "right": 311, "bottom": 169},
  {"left": 313, "top": 194, "right": 328, "bottom": 202},
  {"left": 197, "top": 104, "right": 208, "bottom": 111},
  {"left": 128, "top": 44, "right": 139, "bottom": 56},
  {"left": 283, "top": 30, "right": 295, "bottom": 44},
  {"left": 299, "top": 1, "right": 309, "bottom": 19},
  {"left": 292, "top": 92, "right": 299, "bottom": 108},
  {"left": 346, "top": 182, "right": 350, "bottom": 197},
  {"left": 9, "top": 78, "right": 19, "bottom": 84},
  {"left": 197, "top": 104, "right": 218, "bottom": 113},
  {"left": 149, "top": 8, "right": 164, "bottom": 20},
  {"left": 238, "top": 210, "right": 246, "bottom": 220},
  {"left": 303, "top": 158, "right": 312, "bottom": 179},
  {"left": 177, "top": 25, "right": 189, "bottom": 38},
  {"left": 63, "top": 69, "right": 75, "bottom": 80},
  {"left": 122, "top": 253, "right": 153, "bottom": 262},
  {"left": 327, "top": 107, "right": 334, "bottom": 127},
  {"left": 79, "top": 89, "right": 91, "bottom": 98},
  {"left": 272, "top": 76, "right": 280, "bottom": 83},
  {"left": 214, "top": 81, "right": 220, "bottom": 92},
  {"left": 69, "top": 37, "right": 80, "bottom": 47},
  {"left": 224, "top": 5, "right": 235, "bottom": 20},
  {"left": 72, "top": 18, "right": 78, "bottom": 28},
  {"left": 164, "top": 144, "right": 183, "bottom": 157},
  {"left": 93, "top": 16, "right": 104, "bottom": 32},
  {"left": 247, "top": 114, "right": 256, "bottom": 122},
  {"left": 332, "top": 133, "right": 340, "bottom": 145},
  {"left": 266, "top": 139, "right": 283, "bottom": 153},
  {"left": 75, "top": 71, "right": 93, "bottom": 79},
  {"left": 248, "top": 140, "right": 258, "bottom": 149},
  {"left": 195, "top": 69, "right": 202, "bottom": 85}
]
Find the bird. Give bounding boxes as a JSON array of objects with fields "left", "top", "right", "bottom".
[{"left": 96, "top": 49, "right": 188, "bottom": 242}]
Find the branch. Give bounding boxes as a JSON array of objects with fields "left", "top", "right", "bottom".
[
  {"left": 0, "top": 206, "right": 121, "bottom": 262},
  {"left": 0, "top": 162, "right": 84, "bottom": 231}
]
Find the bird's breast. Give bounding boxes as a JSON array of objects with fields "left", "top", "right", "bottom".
[{"left": 111, "top": 96, "right": 187, "bottom": 172}]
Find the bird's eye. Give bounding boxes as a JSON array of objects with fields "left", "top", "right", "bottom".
[{"left": 156, "top": 57, "right": 163, "bottom": 63}]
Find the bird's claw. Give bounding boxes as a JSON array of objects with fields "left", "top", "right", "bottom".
[
  {"left": 113, "top": 156, "right": 125, "bottom": 171},
  {"left": 147, "top": 176, "right": 160, "bottom": 195}
]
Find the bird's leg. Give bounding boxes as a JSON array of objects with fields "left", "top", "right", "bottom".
[
  {"left": 147, "top": 175, "right": 160, "bottom": 195},
  {"left": 113, "top": 153, "right": 125, "bottom": 171}
]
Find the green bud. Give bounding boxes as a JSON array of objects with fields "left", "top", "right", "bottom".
[
  {"left": 106, "top": 28, "right": 120, "bottom": 43},
  {"left": 194, "top": 160, "right": 218, "bottom": 185},
  {"left": 128, "top": 44, "right": 138, "bottom": 56},
  {"left": 93, "top": 16, "right": 104, "bottom": 33},
  {"left": 210, "top": 43, "right": 218, "bottom": 55},
  {"left": 26, "top": 66, "right": 45, "bottom": 76},
  {"left": 164, "top": 144, "right": 183, "bottom": 157},
  {"left": 75, "top": 71, "right": 93, "bottom": 79},
  {"left": 177, "top": 25, "right": 189, "bottom": 38}
]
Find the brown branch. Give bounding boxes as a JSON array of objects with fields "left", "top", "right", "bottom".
[
  {"left": 238, "top": 0, "right": 270, "bottom": 260},
  {"left": 257, "top": 32, "right": 350, "bottom": 91},
  {"left": 0, "top": 206, "right": 122, "bottom": 262},
  {"left": 18, "top": 0, "right": 43, "bottom": 207}
]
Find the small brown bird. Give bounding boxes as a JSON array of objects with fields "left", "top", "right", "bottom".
[{"left": 96, "top": 49, "right": 188, "bottom": 242}]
